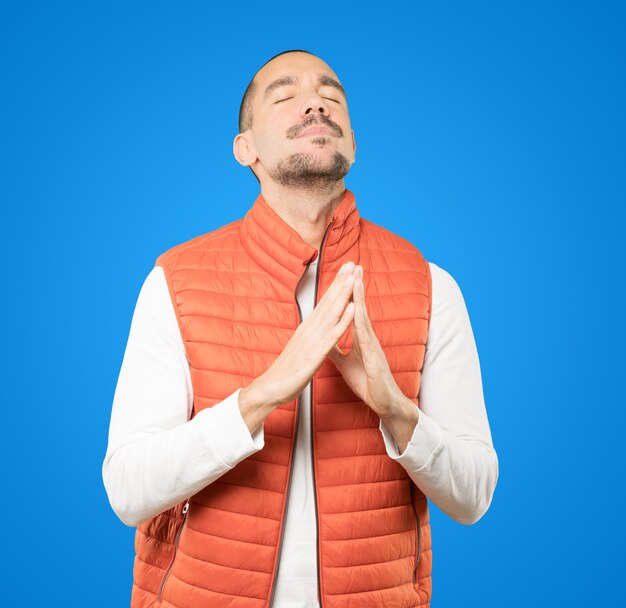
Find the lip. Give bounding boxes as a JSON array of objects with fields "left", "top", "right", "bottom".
[{"left": 297, "top": 126, "right": 335, "bottom": 138}]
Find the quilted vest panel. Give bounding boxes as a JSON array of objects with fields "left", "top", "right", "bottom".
[{"left": 129, "top": 189, "right": 433, "bottom": 608}]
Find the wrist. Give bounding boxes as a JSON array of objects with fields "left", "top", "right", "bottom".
[
  {"left": 238, "top": 381, "right": 277, "bottom": 435},
  {"left": 379, "top": 393, "right": 419, "bottom": 455},
  {"left": 381, "top": 392, "right": 418, "bottom": 424},
  {"left": 240, "top": 379, "right": 279, "bottom": 416}
]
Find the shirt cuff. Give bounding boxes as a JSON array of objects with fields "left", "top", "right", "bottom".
[
  {"left": 196, "top": 388, "right": 265, "bottom": 468},
  {"left": 379, "top": 408, "right": 443, "bottom": 472}
]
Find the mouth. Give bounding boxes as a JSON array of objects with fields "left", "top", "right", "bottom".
[{"left": 296, "top": 126, "right": 336, "bottom": 138}]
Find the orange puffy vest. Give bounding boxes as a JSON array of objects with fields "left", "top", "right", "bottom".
[{"left": 130, "top": 189, "right": 434, "bottom": 607}]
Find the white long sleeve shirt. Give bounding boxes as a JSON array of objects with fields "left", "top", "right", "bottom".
[{"left": 102, "top": 258, "right": 498, "bottom": 608}]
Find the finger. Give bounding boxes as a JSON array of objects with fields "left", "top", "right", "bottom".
[
  {"left": 352, "top": 269, "right": 373, "bottom": 347},
  {"left": 316, "top": 262, "right": 354, "bottom": 308},
  {"left": 328, "top": 271, "right": 356, "bottom": 326},
  {"left": 317, "top": 261, "right": 357, "bottom": 324},
  {"left": 326, "top": 300, "right": 355, "bottom": 350},
  {"left": 320, "top": 260, "right": 355, "bottom": 296},
  {"left": 327, "top": 342, "right": 348, "bottom": 368},
  {"left": 356, "top": 266, "right": 374, "bottom": 333}
]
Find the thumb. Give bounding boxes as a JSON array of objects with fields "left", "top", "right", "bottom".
[{"left": 327, "top": 343, "right": 349, "bottom": 369}]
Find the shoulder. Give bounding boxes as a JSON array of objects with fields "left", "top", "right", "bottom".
[
  {"left": 360, "top": 218, "right": 426, "bottom": 257},
  {"left": 128, "top": 265, "right": 183, "bottom": 347},
  {"left": 359, "top": 218, "right": 430, "bottom": 287},
  {"left": 155, "top": 219, "right": 242, "bottom": 270},
  {"left": 427, "top": 261, "right": 473, "bottom": 331},
  {"left": 135, "top": 266, "right": 176, "bottom": 315},
  {"left": 428, "top": 261, "right": 463, "bottom": 300}
]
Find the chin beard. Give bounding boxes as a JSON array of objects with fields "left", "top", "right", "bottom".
[{"left": 269, "top": 149, "right": 351, "bottom": 190}]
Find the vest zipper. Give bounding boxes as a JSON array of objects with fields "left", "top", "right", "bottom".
[
  {"left": 156, "top": 498, "right": 190, "bottom": 604},
  {"left": 410, "top": 486, "right": 421, "bottom": 585},
  {"left": 268, "top": 258, "right": 311, "bottom": 607},
  {"left": 310, "top": 217, "right": 336, "bottom": 608},
  {"left": 268, "top": 216, "right": 335, "bottom": 608}
]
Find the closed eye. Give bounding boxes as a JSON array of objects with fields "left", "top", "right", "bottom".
[{"left": 275, "top": 96, "right": 340, "bottom": 104}]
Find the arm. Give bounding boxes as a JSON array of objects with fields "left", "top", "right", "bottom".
[
  {"left": 379, "top": 262, "right": 499, "bottom": 525},
  {"left": 101, "top": 266, "right": 265, "bottom": 528}
]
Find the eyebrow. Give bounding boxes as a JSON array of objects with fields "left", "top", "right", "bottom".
[{"left": 263, "top": 74, "right": 347, "bottom": 100}]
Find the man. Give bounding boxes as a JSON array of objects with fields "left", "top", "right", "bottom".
[{"left": 103, "top": 49, "right": 498, "bottom": 608}]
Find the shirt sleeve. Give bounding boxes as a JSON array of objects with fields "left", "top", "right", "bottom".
[
  {"left": 379, "top": 262, "right": 499, "bottom": 525},
  {"left": 101, "top": 266, "right": 265, "bottom": 528}
]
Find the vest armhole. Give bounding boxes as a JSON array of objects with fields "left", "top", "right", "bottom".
[
  {"left": 154, "top": 255, "right": 191, "bottom": 365},
  {"left": 424, "top": 258, "right": 433, "bottom": 332}
]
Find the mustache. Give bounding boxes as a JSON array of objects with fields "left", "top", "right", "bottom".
[{"left": 287, "top": 115, "right": 343, "bottom": 139}]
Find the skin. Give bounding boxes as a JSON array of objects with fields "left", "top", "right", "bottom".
[
  {"left": 234, "top": 52, "right": 419, "bottom": 453},
  {"left": 233, "top": 51, "right": 355, "bottom": 251}
]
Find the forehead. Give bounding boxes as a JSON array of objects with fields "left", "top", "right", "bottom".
[
  {"left": 254, "top": 53, "right": 343, "bottom": 99},
  {"left": 257, "top": 52, "right": 337, "bottom": 80}
]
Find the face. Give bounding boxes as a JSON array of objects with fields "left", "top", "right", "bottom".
[{"left": 235, "top": 52, "right": 356, "bottom": 189}]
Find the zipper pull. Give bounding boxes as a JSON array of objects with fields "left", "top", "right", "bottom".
[{"left": 182, "top": 499, "right": 190, "bottom": 514}]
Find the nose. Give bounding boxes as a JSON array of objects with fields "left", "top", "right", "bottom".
[
  {"left": 302, "top": 90, "right": 330, "bottom": 117},
  {"left": 305, "top": 104, "right": 328, "bottom": 116}
]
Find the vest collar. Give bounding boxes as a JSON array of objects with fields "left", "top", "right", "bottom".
[{"left": 241, "top": 188, "right": 361, "bottom": 291}]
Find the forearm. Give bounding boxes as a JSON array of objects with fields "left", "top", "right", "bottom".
[
  {"left": 380, "top": 395, "right": 498, "bottom": 525},
  {"left": 238, "top": 381, "right": 278, "bottom": 435},
  {"left": 378, "top": 262, "right": 500, "bottom": 525},
  {"left": 102, "top": 389, "right": 264, "bottom": 527},
  {"left": 378, "top": 394, "right": 420, "bottom": 454}
]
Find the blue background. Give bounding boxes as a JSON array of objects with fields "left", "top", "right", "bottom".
[{"left": 2, "top": 1, "right": 624, "bottom": 605}]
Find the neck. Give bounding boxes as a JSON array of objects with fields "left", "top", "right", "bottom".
[{"left": 259, "top": 180, "right": 347, "bottom": 251}]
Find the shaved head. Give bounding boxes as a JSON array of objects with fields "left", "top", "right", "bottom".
[
  {"left": 233, "top": 50, "right": 354, "bottom": 187},
  {"left": 238, "top": 50, "right": 320, "bottom": 134}
]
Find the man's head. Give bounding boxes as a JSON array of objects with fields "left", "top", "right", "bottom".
[{"left": 234, "top": 50, "right": 356, "bottom": 190}]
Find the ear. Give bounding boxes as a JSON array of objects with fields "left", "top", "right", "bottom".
[
  {"left": 351, "top": 130, "right": 357, "bottom": 163},
  {"left": 233, "top": 132, "right": 258, "bottom": 167}
]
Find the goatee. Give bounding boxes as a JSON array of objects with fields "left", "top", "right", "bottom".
[{"left": 269, "top": 147, "right": 351, "bottom": 190}]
